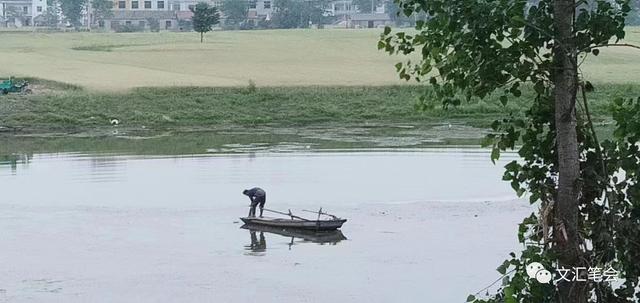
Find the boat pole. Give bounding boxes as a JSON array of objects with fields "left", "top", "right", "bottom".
[
  {"left": 301, "top": 209, "right": 339, "bottom": 219},
  {"left": 262, "top": 208, "right": 312, "bottom": 221},
  {"left": 316, "top": 208, "right": 322, "bottom": 231}
]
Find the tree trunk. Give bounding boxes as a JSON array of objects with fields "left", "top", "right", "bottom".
[
  {"left": 200, "top": 32, "right": 203, "bottom": 43},
  {"left": 552, "top": 0, "right": 584, "bottom": 302}
]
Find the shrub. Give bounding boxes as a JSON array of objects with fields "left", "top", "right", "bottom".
[
  {"left": 147, "top": 18, "right": 160, "bottom": 32},
  {"left": 114, "top": 24, "right": 144, "bottom": 32},
  {"left": 178, "top": 19, "right": 193, "bottom": 31}
]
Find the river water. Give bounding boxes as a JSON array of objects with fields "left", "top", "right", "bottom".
[{"left": 0, "top": 130, "right": 532, "bottom": 303}]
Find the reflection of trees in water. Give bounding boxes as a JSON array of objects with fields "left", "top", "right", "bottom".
[{"left": 0, "top": 153, "right": 32, "bottom": 174}]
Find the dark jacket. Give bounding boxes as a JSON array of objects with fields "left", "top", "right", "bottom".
[{"left": 244, "top": 187, "right": 266, "bottom": 202}]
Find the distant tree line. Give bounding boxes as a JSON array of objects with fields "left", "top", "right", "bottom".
[
  {"left": 35, "top": 0, "right": 640, "bottom": 30},
  {"left": 221, "top": 0, "right": 330, "bottom": 30},
  {"left": 39, "top": 0, "right": 112, "bottom": 28}
]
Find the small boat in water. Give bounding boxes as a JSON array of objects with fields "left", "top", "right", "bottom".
[{"left": 240, "top": 208, "right": 347, "bottom": 231}]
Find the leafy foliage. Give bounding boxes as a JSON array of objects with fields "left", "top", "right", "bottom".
[
  {"left": 191, "top": 2, "right": 220, "bottom": 43},
  {"left": 147, "top": 17, "right": 160, "bottom": 32},
  {"left": 43, "top": 0, "right": 61, "bottom": 27},
  {"left": 91, "top": 0, "right": 113, "bottom": 26},
  {"left": 60, "top": 0, "right": 86, "bottom": 27},
  {"left": 221, "top": 0, "right": 248, "bottom": 28},
  {"left": 271, "top": 0, "right": 329, "bottom": 28},
  {"left": 380, "top": 0, "right": 639, "bottom": 302},
  {"left": 384, "top": 0, "right": 423, "bottom": 26}
]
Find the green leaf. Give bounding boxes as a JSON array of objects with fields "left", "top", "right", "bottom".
[
  {"left": 500, "top": 95, "right": 508, "bottom": 106},
  {"left": 383, "top": 26, "right": 391, "bottom": 35},
  {"left": 510, "top": 15, "right": 525, "bottom": 24},
  {"left": 504, "top": 286, "right": 514, "bottom": 297},
  {"left": 491, "top": 147, "right": 501, "bottom": 164},
  {"left": 534, "top": 81, "right": 545, "bottom": 94},
  {"left": 502, "top": 275, "right": 510, "bottom": 286},
  {"left": 585, "top": 81, "right": 594, "bottom": 92},
  {"left": 466, "top": 295, "right": 476, "bottom": 302},
  {"left": 497, "top": 259, "right": 510, "bottom": 274},
  {"left": 592, "top": 48, "right": 600, "bottom": 56},
  {"left": 503, "top": 286, "right": 516, "bottom": 303},
  {"left": 614, "top": 97, "right": 624, "bottom": 106}
]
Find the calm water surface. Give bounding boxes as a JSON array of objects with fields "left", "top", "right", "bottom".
[{"left": 0, "top": 132, "right": 531, "bottom": 303}]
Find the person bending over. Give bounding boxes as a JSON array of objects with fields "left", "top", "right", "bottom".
[{"left": 243, "top": 187, "right": 266, "bottom": 217}]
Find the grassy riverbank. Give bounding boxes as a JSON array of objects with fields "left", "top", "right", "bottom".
[
  {"left": 1, "top": 29, "right": 638, "bottom": 134},
  {"left": 0, "top": 79, "right": 634, "bottom": 133}
]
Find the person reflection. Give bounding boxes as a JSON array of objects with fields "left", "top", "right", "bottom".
[{"left": 244, "top": 231, "right": 267, "bottom": 255}]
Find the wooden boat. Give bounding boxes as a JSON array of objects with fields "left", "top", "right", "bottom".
[
  {"left": 240, "top": 208, "right": 347, "bottom": 231},
  {"left": 240, "top": 217, "right": 347, "bottom": 231}
]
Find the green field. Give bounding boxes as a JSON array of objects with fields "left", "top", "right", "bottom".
[
  {"left": 1, "top": 28, "right": 640, "bottom": 90},
  {"left": 0, "top": 29, "right": 407, "bottom": 91},
  {"left": 0, "top": 29, "right": 638, "bottom": 134}
]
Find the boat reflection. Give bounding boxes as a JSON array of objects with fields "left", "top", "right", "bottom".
[
  {"left": 242, "top": 224, "right": 347, "bottom": 255},
  {"left": 244, "top": 230, "right": 267, "bottom": 256}
]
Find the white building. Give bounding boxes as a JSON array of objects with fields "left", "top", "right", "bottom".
[
  {"left": 327, "top": 0, "right": 355, "bottom": 17},
  {"left": 112, "top": 0, "right": 169, "bottom": 11},
  {"left": 168, "top": 0, "right": 220, "bottom": 12},
  {"left": 102, "top": 0, "right": 220, "bottom": 30},
  {"left": 0, "top": 0, "right": 46, "bottom": 27},
  {"left": 247, "top": 0, "right": 272, "bottom": 22}
]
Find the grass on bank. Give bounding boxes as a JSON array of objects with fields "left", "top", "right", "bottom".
[{"left": 0, "top": 78, "right": 633, "bottom": 133}]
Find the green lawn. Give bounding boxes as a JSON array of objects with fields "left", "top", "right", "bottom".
[
  {"left": 0, "top": 29, "right": 407, "bottom": 90},
  {"left": 1, "top": 28, "right": 640, "bottom": 91}
]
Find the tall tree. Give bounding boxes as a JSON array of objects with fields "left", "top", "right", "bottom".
[
  {"left": 43, "top": 0, "right": 61, "bottom": 27},
  {"left": 384, "top": 0, "right": 422, "bottom": 26},
  {"left": 552, "top": 0, "right": 582, "bottom": 301},
  {"left": 60, "top": 0, "right": 86, "bottom": 27},
  {"left": 271, "top": 0, "right": 327, "bottom": 28},
  {"left": 221, "top": 0, "right": 248, "bottom": 28},
  {"left": 191, "top": 2, "right": 220, "bottom": 43},
  {"left": 380, "top": 0, "right": 637, "bottom": 302},
  {"left": 91, "top": 0, "right": 113, "bottom": 27}
]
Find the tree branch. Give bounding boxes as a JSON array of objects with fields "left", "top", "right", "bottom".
[
  {"left": 588, "top": 43, "right": 640, "bottom": 51},
  {"left": 472, "top": 268, "right": 517, "bottom": 297}
]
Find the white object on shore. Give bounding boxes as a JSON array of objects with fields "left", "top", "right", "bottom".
[{"left": 110, "top": 119, "right": 119, "bottom": 126}]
